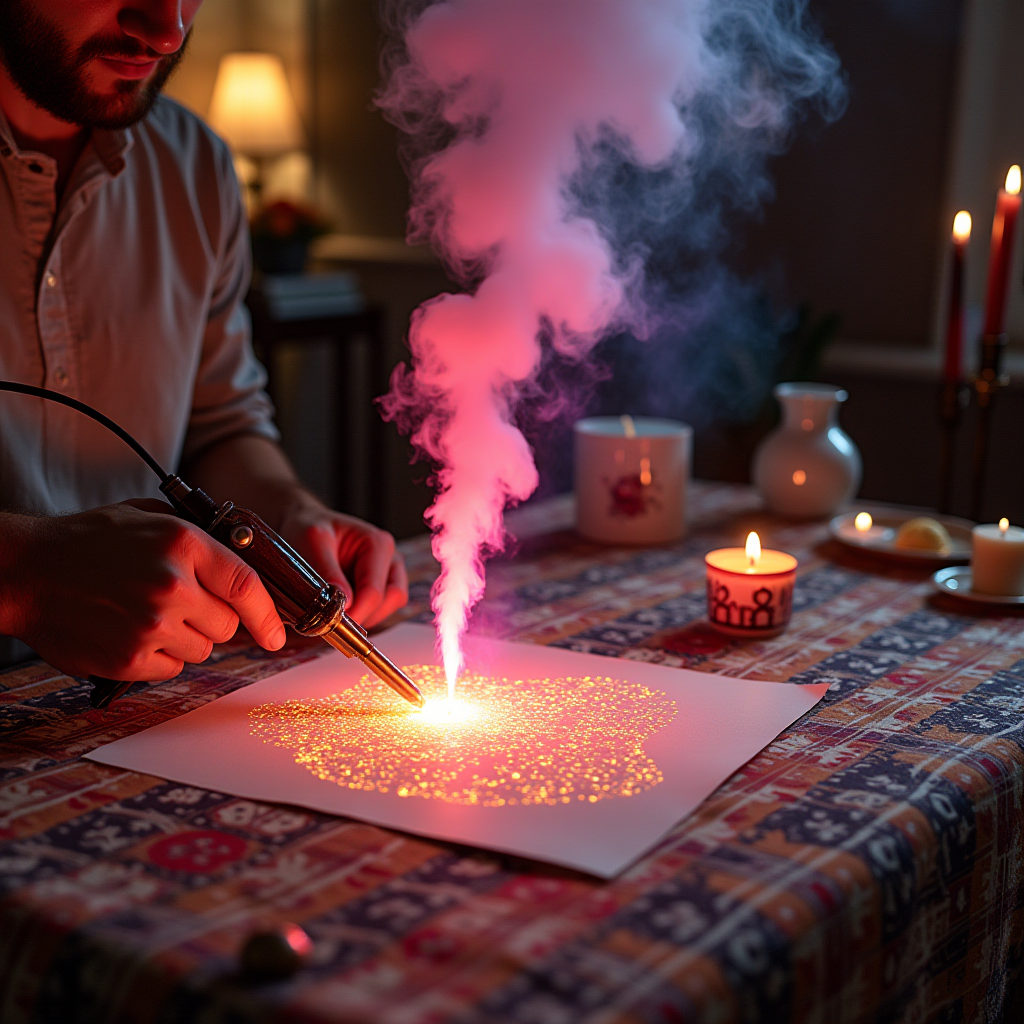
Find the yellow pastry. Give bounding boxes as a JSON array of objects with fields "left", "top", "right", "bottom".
[{"left": 894, "top": 517, "right": 952, "bottom": 555}]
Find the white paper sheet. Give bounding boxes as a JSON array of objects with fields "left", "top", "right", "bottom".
[{"left": 86, "top": 624, "right": 826, "bottom": 877}]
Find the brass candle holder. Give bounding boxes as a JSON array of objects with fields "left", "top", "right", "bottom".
[
  {"left": 970, "top": 332, "right": 1010, "bottom": 522},
  {"left": 937, "top": 378, "right": 969, "bottom": 515}
]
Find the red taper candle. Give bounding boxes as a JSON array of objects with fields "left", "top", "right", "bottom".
[
  {"left": 983, "top": 165, "right": 1022, "bottom": 336},
  {"left": 944, "top": 211, "right": 971, "bottom": 382}
]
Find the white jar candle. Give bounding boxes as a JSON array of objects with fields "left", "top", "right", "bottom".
[
  {"left": 972, "top": 519, "right": 1024, "bottom": 596},
  {"left": 574, "top": 416, "right": 692, "bottom": 544}
]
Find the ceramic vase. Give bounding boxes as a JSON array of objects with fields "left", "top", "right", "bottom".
[{"left": 753, "top": 382, "right": 861, "bottom": 518}]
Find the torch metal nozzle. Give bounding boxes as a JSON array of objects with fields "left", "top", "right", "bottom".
[{"left": 323, "top": 613, "right": 425, "bottom": 708}]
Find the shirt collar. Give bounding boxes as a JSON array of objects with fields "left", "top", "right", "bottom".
[{"left": 0, "top": 102, "right": 133, "bottom": 175}]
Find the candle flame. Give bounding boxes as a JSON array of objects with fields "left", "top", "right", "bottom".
[
  {"left": 855, "top": 512, "right": 873, "bottom": 532},
  {"left": 952, "top": 210, "right": 972, "bottom": 243},
  {"left": 1006, "top": 165, "right": 1022, "bottom": 196},
  {"left": 745, "top": 531, "right": 761, "bottom": 566},
  {"left": 620, "top": 414, "right": 637, "bottom": 439},
  {"left": 1000, "top": 517, "right": 1009, "bottom": 534}
]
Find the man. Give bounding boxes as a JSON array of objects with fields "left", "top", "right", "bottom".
[{"left": 0, "top": 0, "right": 408, "bottom": 681}]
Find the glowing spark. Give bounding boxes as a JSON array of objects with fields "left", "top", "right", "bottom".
[
  {"left": 417, "top": 696, "right": 478, "bottom": 725},
  {"left": 249, "top": 666, "right": 676, "bottom": 807}
]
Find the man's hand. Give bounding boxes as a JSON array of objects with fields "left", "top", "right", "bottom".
[
  {"left": 1, "top": 501, "right": 285, "bottom": 682},
  {"left": 277, "top": 500, "right": 408, "bottom": 629},
  {"left": 183, "top": 434, "right": 410, "bottom": 629}
]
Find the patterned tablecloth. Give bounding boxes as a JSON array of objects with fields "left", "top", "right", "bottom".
[{"left": 1, "top": 483, "right": 1023, "bottom": 1024}]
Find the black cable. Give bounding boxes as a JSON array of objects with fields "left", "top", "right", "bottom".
[{"left": 0, "top": 381, "right": 170, "bottom": 484}]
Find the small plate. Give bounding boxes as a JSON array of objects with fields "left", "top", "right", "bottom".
[
  {"left": 932, "top": 566, "right": 1024, "bottom": 606},
  {"left": 829, "top": 511, "right": 973, "bottom": 565}
]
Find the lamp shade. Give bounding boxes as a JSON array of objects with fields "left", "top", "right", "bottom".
[{"left": 208, "top": 52, "right": 304, "bottom": 156}]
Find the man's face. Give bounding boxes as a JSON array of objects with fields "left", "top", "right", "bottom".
[{"left": 0, "top": 0, "right": 203, "bottom": 130}]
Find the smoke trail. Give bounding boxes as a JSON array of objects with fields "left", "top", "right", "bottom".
[{"left": 377, "top": 0, "right": 843, "bottom": 686}]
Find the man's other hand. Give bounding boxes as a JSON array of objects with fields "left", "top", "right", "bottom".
[
  {"left": 277, "top": 501, "right": 408, "bottom": 629},
  {"left": 2, "top": 500, "right": 285, "bottom": 681}
]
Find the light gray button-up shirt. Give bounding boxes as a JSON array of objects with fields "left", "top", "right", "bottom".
[{"left": 0, "top": 95, "right": 277, "bottom": 514}]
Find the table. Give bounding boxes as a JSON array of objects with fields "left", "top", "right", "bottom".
[{"left": 1, "top": 483, "right": 1022, "bottom": 1024}]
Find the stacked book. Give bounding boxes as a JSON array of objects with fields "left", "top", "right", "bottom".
[{"left": 260, "top": 272, "right": 366, "bottom": 321}]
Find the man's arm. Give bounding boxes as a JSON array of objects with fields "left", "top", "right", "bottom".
[{"left": 184, "top": 434, "right": 408, "bottom": 628}]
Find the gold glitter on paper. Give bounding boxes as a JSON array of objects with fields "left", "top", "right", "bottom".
[{"left": 248, "top": 666, "right": 676, "bottom": 807}]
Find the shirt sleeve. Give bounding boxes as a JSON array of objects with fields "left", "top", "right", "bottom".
[{"left": 181, "top": 148, "right": 279, "bottom": 464}]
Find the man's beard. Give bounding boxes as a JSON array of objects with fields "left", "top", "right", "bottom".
[{"left": 0, "top": 1, "right": 189, "bottom": 130}]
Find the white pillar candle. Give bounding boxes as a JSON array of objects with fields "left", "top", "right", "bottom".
[
  {"left": 971, "top": 519, "right": 1024, "bottom": 596},
  {"left": 705, "top": 532, "right": 798, "bottom": 637},
  {"left": 574, "top": 416, "right": 692, "bottom": 544}
]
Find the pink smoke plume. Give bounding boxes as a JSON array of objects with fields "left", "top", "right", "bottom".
[{"left": 378, "top": 0, "right": 841, "bottom": 688}]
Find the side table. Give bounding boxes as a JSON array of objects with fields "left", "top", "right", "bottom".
[{"left": 246, "top": 275, "right": 389, "bottom": 525}]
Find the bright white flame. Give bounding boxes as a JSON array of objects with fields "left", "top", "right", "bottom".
[
  {"left": 417, "top": 697, "right": 478, "bottom": 726},
  {"left": 1006, "top": 165, "right": 1022, "bottom": 196},
  {"left": 746, "top": 531, "right": 761, "bottom": 566},
  {"left": 855, "top": 512, "right": 873, "bottom": 532},
  {"left": 1000, "top": 517, "right": 1010, "bottom": 534},
  {"left": 952, "top": 210, "right": 972, "bottom": 242}
]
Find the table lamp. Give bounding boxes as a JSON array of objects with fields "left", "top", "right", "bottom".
[{"left": 207, "top": 51, "right": 305, "bottom": 206}]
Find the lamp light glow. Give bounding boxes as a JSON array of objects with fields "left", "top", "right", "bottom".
[{"left": 208, "top": 52, "right": 305, "bottom": 156}]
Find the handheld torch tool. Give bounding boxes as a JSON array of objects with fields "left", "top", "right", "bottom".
[
  {"left": 89, "top": 475, "right": 426, "bottom": 710},
  {"left": 0, "top": 380, "right": 425, "bottom": 712}
]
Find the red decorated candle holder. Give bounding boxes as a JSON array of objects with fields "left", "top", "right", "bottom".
[{"left": 705, "top": 537, "right": 798, "bottom": 638}]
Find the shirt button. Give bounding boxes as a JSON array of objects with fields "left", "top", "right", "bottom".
[
  {"left": 45, "top": 271, "right": 57, "bottom": 288},
  {"left": 54, "top": 368, "right": 68, "bottom": 387}
]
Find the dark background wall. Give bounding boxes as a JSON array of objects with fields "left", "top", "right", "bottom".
[
  {"left": 737, "top": 0, "right": 964, "bottom": 349},
  {"left": 168, "top": 0, "right": 1024, "bottom": 536}
]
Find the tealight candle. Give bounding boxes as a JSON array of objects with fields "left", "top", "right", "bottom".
[
  {"left": 972, "top": 518, "right": 1024, "bottom": 596},
  {"left": 705, "top": 532, "right": 798, "bottom": 637},
  {"left": 835, "top": 511, "right": 893, "bottom": 545},
  {"left": 574, "top": 416, "right": 692, "bottom": 544}
]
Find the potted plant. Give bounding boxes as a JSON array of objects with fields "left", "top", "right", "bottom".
[{"left": 250, "top": 199, "right": 329, "bottom": 275}]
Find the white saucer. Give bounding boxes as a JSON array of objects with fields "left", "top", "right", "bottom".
[
  {"left": 830, "top": 511, "right": 973, "bottom": 565},
  {"left": 931, "top": 566, "right": 1024, "bottom": 606}
]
